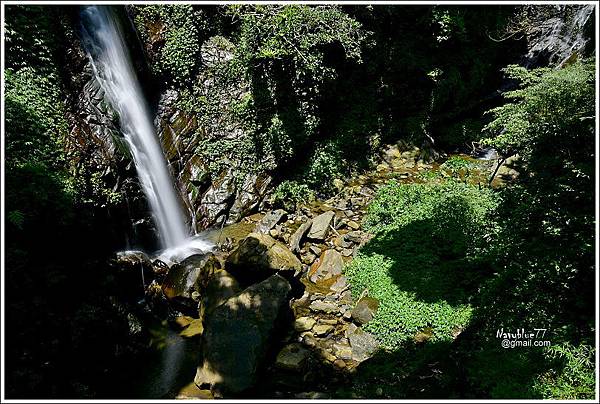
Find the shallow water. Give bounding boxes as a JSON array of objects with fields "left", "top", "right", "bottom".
[{"left": 128, "top": 321, "right": 201, "bottom": 399}]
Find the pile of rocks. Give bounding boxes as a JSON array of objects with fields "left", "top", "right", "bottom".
[{"left": 111, "top": 142, "right": 434, "bottom": 398}]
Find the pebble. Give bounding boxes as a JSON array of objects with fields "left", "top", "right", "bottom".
[
  {"left": 322, "top": 351, "right": 337, "bottom": 363},
  {"left": 313, "top": 324, "right": 334, "bottom": 336},
  {"left": 347, "top": 220, "right": 360, "bottom": 230},
  {"left": 294, "top": 317, "right": 316, "bottom": 332},
  {"left": 333, "top": 359, "right": 346, "bottom": 369},
  {"left": 342, "top": 248, "right": 354, "bottom": 257}
]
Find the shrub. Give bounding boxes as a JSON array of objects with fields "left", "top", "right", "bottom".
[
  {"left": 303, "top": 141, "right": 345, "bottom": 192},
  {"left": 533, "top": 343, "right": 596, "bottom": 399},
  {"left": 271, "top": 180, "right": 314, "bottom": 211},
  {"left": 133, "top": 5, "right": 202, "bottom": 84},
  {"left": 440, "top": 155, "right": 473, "bottom": 172},
  {"left": 4, "top": 68, "right": 68, "bottom": 169},
  {"left": 482, "top": 61, "right": 595, "bottom": 159}
]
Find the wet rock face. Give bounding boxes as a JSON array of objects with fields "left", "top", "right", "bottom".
[
  {"left": 154, "top": 37, "right": 273, "bottom": 231},
  {"left": 161, "top": 253, "right": 222, "bottom": 309},
  {"left": 524, "top": 5, "right": 595, "bottom": 67},
  {"left": 195, "top": 274, "right": 292, "bottom": 396}
]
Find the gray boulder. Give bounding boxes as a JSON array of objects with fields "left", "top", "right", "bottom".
[
  {"left": 347, "top": 325, "right": 379, "bottom": 363},
  {"left": 195, "top": 274, "right": 291, "bottom": 395},
  {"left": 289, "top": 219, "right": 312, "bottom": 252},
  {"left": 307, "top": 211, "right": 335, "bottom": 240},
  {"left": 161, "top": 254, "right": 221, "bottom": 306},
  {"left": 255, "top": 209, "right": 287, "bottom": 233}
]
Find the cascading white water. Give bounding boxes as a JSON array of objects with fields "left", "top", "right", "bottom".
[{"left": 81, "top": 6, "right": 210, "bottom": 258}]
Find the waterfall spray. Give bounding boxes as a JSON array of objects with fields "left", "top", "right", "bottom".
[{"left": 81, "top": 6, "right": 210, "bottom": 258}]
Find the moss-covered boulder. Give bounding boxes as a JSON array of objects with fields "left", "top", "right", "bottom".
[{"left": 226, "top": 232, "right": 302, "bottom": 285}]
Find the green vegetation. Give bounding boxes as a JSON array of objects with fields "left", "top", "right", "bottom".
[
  {"left": 347, "top": 180, "right": 499, "bottom": 349},
  {"left": 347, "top": 59, "right": 595, "bottom": 399},
  {"left": 271, "top": 180, "right": 314, "bottom": 212},
  {"left": 461, "top": 59, "right": 596, "bottom": 399},
  {"left": 133, "top": 5, "right": 204, "bottom": 84},
  {"left": 482, "top": 61, "right": 595, "bottom": 158},
  {"left": 533, "top": 343, "right": 596, "bottom": 399},
  {"left": 3, "top": 3, "right": 596, "bottom": 400},
  {"left": 303, "top": 141, "right": 346, "bottom": 190}
]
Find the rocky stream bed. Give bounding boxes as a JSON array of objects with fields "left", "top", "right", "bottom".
[{"left": 108, "top": 143, "right": 510, "bottom": 399}]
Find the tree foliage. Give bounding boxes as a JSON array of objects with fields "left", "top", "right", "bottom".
[{"left": 482, "top": 61, "right": 595, "bottom": 157}]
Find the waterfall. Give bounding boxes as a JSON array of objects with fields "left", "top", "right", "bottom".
[{"left": 81, "top": 6, "right": 209, "bottom": 257}]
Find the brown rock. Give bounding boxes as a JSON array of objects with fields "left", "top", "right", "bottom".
[
  {"left": 162, "top": 254, "right": 221, "bottom": 306},
  {"left": 195, "top": 274, "right": 291, "bottom": 394},
  {"left": 226, "top": 233, "right": 301, "bottom": 285},
  {"left": 351, "top": 296, "right": 380, "bottom": 325},
  {"left": 333, "top": 359, "right": 346, "bottom": 369},
  {"left": 294, "top": 317, "right": 316, "bottom": 332},
  {"left": 313, "top": 324, "right": 334, "bottom": 336},
  {"left": 180, "top": 319, "right": 204, "bottom": 338},
  {"left": 308, "top": 250, "right": 344, "bottom": 284}
]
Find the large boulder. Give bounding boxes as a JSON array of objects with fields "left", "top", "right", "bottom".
[
  {"left": 226, "top": 233, "right": 302, "bottom": 285},
  {"left": 109, "top": 250, "right": 162, "bottom": 301},
  {"left": 199, "top": 269, "right": 240, "bottom": 319},
  {"left": 275, "top": 343, "right": 311, "bottom": 371},
  {"left": 195, "top": 274, "right": 292, "bottom": 395}
]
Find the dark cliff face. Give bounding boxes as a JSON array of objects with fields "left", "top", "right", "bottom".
[{"left": 59, "top": 7, "right": 158, "bottom": 251}]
